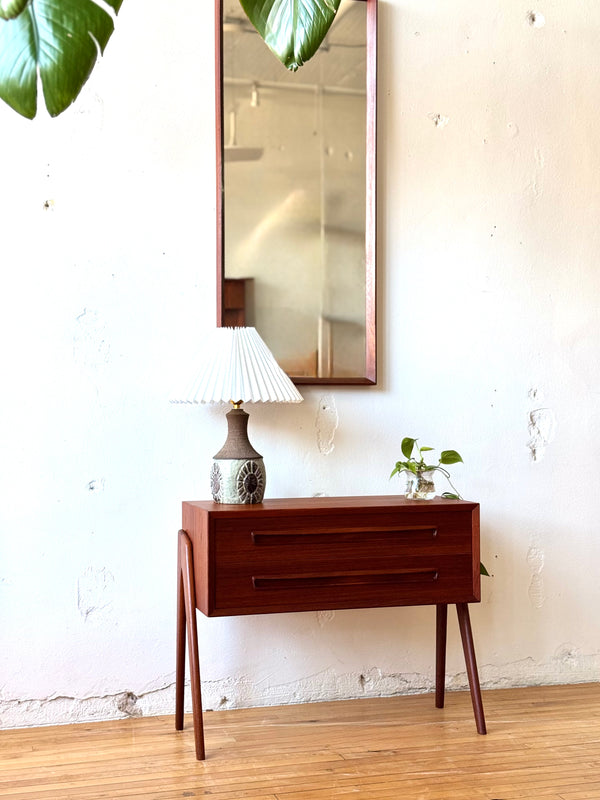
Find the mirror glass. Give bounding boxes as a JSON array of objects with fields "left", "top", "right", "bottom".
[{"left": 217, "top": 0, "right": 376, "bottom": 384}]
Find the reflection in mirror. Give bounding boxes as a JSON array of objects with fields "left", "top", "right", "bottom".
[{"left": 217, "top": 0, "right": 376, "bottom": 384}]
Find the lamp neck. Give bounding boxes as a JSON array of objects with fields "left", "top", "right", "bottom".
[{"left": 213, "top": 407, "right": 262, "bottom": 460}]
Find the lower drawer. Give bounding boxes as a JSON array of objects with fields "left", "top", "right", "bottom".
[{"left": 211, "top": 553, "right": 476, "bottom": 614}]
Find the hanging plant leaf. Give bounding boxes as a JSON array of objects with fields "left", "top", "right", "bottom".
[
  {"left": 0, "top": 0, "right": 30, "bottom": 20},
  {"left": 0, "top": 0, "right": 124, "bottom": 119},
  {"left": 240, "top": 0, "right": 342, "bottom": 71}
]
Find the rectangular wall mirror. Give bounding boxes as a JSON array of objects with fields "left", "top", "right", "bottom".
[{"left": 216, "top": 0, "right": 377, "bottom": 384}]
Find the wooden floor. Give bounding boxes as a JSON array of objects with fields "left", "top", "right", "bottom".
[{"left": 1, "top": 684, "right": 599, "bottom": 799}]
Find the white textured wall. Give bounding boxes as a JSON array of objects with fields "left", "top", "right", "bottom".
[{"left": 1, "top": 0, "right": 600, "bottom": 728}]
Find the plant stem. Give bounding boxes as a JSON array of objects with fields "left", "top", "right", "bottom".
[{"left": 436, "top": 466, "right": 462, "bottom": 499}]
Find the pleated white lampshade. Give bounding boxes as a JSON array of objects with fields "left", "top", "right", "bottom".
[
  {"left": 174, "top": 326, "right": 303, "bottom": 405},
  {"left": 172, "top": 327, "right": 302, "bottom": 504}
]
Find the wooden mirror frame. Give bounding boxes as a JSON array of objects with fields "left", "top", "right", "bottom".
[{"left": 215, "top": 0, "right": 377, "bottom": 385}]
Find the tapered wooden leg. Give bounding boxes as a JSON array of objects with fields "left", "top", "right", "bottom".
[
  {"left": 435, "top": 603, "right": 448, "bottom": 709},
  {"left": 456, "top": 603, "right": 487, "bottom": 735},
  {"left": 177, "top": 530, "right": 206, "bottom": 760},
  {"left": 175, "top": 532, "right": 186, "bottom": 732}
]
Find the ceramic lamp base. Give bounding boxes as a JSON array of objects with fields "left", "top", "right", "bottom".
[
  {"left": 210, "top": 406, "right": 266, "bottom": 503},
  {"left": 210, "top": 457, "right": 266, "bottom": 504}
]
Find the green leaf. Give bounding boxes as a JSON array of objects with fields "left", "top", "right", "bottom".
[
  {"left": 390, "top": 461, "right": 412, "bottom": 479},
  {"left": 480, "top": 562, "right": 490, "bottom": 577},
  {"left": 401, "top": 437, "right": 416, "bottom": 460},
  {"left": 240, "top": 0, "right": 342, "bottom": 71},
  {"left": 0, "top": 0, "right": 124, "bottom": 119},
  {"left": 440, "top": 449, "right": 463, "bottom": 465},
  {"left": 441, "top": 492, "right": 460, "bottom": 500},
  {"left": 420, "top": 446, "right": 434, "bottom": 452}
]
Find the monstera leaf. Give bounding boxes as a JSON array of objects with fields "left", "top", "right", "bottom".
[
  {"left": 0, "top": 0, "right": 124, "bottom": 119},
  {"left": 240, "top": 0, "right": 341, "bottom": 71}
]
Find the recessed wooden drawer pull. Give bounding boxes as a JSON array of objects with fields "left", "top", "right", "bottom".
[
  {"left": 252, "top": 569, "right": 439, "bottom": 590},
  {"left": 250, "top": 526, "right": 438, "bottom": 546}
]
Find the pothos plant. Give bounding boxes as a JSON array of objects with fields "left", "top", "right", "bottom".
[
  {"left": 390, "top": 437, "right": 489, "bottom": 577},
  {"left": 0, "top": 0, "right": 340, "bottom": 118},
  {"left": 390, "top": 437, "right": 464, "bottom": 500}
]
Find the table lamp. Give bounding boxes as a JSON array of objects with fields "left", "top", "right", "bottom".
[{"left": 173, "top": 327, "right": 303, "bottom": 503}]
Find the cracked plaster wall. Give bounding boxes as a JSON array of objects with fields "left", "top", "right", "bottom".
[{"left": 2, "top": 0, "right": 600, "bottom": 729}]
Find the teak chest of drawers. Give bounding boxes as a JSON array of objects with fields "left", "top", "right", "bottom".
[{"left": 175, "top": 496, "right": 486, "bottom": 759}]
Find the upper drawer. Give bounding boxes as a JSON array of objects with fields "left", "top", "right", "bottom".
[{"left": 214, "top": 507, "right": 473, "bottom": 558}]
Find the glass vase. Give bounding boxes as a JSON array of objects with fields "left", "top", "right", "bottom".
[{"left": 405, "top": 470, "right": 436, "bottom": 500}]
